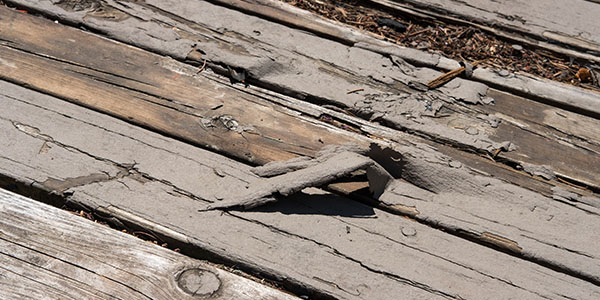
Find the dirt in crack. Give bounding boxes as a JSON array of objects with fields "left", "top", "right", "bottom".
[{"left": 281, "top": 0, "right": 600, "bottom": 92}]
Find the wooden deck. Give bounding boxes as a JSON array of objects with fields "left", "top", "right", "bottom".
[
  {"left": 1, "top": 0, "right": 599, "bottom": 299},
  {"left": 0, "top": 188, "right": 297, "bottom": 299}
]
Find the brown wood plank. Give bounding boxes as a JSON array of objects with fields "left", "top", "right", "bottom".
[
  {"left": 0, "top": 5, "right": 362, "bottom": 165},
  {"left": 1, "top": 80, "right": 599, "bottom": 299},
  {"left": 4, "top": 0, "right": 599, "bottom": 190},
  {"left": 0, "top": 188, "right": 297, "bottom": 300},
  {"left": 485, "top": 89, "right": 600, "bottom": 186}
]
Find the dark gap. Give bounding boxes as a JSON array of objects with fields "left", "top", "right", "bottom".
[
  {"left": 0, "top": 175, "right": 65, "bottom": 208},
  {"left": 556, "top": 175, "right": 600, "bottom": 195}
]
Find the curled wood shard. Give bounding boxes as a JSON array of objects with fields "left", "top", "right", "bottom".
[
  {"left": 252, "top": 143, "right": 369, "bottom": 177},
  {"left": 204, "top": 151, "right": 374, "bottom": 210}
]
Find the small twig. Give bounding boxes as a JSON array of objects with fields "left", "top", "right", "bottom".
[
  {"left": 346, "top": 88, "right": 364, "bottom": 94},
  {"left": 132, "top": 231, "right": 160, "bottom": 242},
  {"left": 197, "top": 59, "right": 207, "bottom": 73},
  {"left": 492, "top": 148, "right": 502, "bottom": 158},
  {"left": 407, "top": 28, "right": 429, "bottom": 37},
  {"left": 484, "top": 153, "right": 496, "bottom": 162},
  {"left": 557, "top": 177, "right": 587, "bottom": 190},
  {"left": 427, "top": 60, "right": 484, "bottom": 89}
]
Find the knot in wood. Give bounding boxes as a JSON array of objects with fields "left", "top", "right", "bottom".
[
  {"left": 177, "top": 268, "right": 221, "bottom": 298},
  {"left": 213, "top": 115, "right": 239, "bottom": 131},
  {"left": 401, "top": 227, "right": 417, "bottom": 237}
]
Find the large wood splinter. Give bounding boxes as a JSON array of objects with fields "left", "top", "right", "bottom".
[{"left": 201, "top": 151, "right": 374, "bottom": 211}]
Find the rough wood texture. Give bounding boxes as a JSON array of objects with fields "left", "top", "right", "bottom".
[
  {"left": 0, "top": 5, "right": 363, "bottom": 165},
  {"left": 364, "top": 0, "right": 600, "bottom": 67},
  {"left": 212, "top": 0, "right": 600, "bottom": 119},
  {"left": 3, "top": 1, "right": 599, "bottom": 190},
  {"left": 2, "top": 5, "right": 600, "bottom": 285},
  {"left": 1, "top": 80, "right": 599, "bottom": 300},
  {"left": 376, "top": 0, "right": 600, "bottom": 54},
  {"left": 206, "top": 150, "right": 374, "bottom": 210},
  {"left": 0, "top": 188, "right": 298, "bottom": 300}
]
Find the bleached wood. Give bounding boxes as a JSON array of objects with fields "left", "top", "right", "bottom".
[{"left": 0, "top": 188, "right": 298, "bottom": 300}]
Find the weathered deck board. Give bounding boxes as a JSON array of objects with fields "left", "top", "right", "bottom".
[
  {"left": 212, "top": 0, "right": 600, "bottom": 117},
  {"left": 1, "top": 81, "right": 599, "bottom": 299},
  {"left": 0, "top": 188, "right": 298, "bottom": 300},
  {"left": 373, "top": 0, "right": 600, "bottom": 54},
  {"left": 4, "top": 1, "right": 599, "bottom": 189},
  {"left": 1, "top": 5, "right": 600, "bottom": 284},
  {"left": 0, "top": 5, "right": 364, "bottom": 165}
]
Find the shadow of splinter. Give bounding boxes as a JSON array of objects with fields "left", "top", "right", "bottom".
[{"left": 248, "top": 192, "right": 376, "bottom": 218}]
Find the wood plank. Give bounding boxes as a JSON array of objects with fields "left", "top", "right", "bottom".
[
  {"left": 484, "top": 89, "right": 600, "bottom": 185},
  {"left": 372, "top": 0, "right": 600, "bottom": 54},
  {"left": 0, "top": 188, "right": 298, "bottom": 300},
  {"left": 0, "top": 5, "right": 363, "bottom": 165},
  {"left": 1, "top": 6, "right": 600, "bottom": 284},
  {"left": 3, "top": 1, "right": 599, "bottom": 189},
  {"left": 212, "top": 0, "right": 600, "bottom": 117},
  {"left": 1, "top": 81, "right": 599, "bottom": 299}
]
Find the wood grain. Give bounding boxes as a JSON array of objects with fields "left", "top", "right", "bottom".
[
  {"left": 1, "top": 80, "right": 599, "bottom": 299},
  {"left": 1, "top": 4, "right": 600, "bottom": 292},
  {"left": 3, "top": 1, "right": 599, "bottom": 189},
  {"left": 0, "top": 5, "right": 362, "bottom": 165},
  {"left": 0, "top": 188, "right": 298, "bottom": 300}
]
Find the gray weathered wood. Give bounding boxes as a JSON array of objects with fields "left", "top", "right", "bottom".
[
  {"left": 213, "top": 0, "right": 600, "bottom": 117},
  {"left": 1, "top": 4, "right": 600, "bottom": 286},
  {"left": 206, "top": 150, "right": 374, "bottom": 210},
  {"left": 3, "top": 1, "right": 600, "bottom": 190},
  {"left": 0, "top": 5, "right": 364, "bottom": 165},
  {"left": 0, "top": 188, "right": 298, "bottom": 300},
  {"left": 2, "top": 80, "right": 600, "bottom": 299},
  {"left": 375, "top": 0, "right": 600, "bottom": 53}
]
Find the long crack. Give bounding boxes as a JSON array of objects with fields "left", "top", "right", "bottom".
[{"left": 227, "top": 211, "right": 461, "bottom": 299}]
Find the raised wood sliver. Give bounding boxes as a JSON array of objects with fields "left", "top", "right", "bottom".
[{"left": 1, "top": 1, "right": 600, "bottom": 298}]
